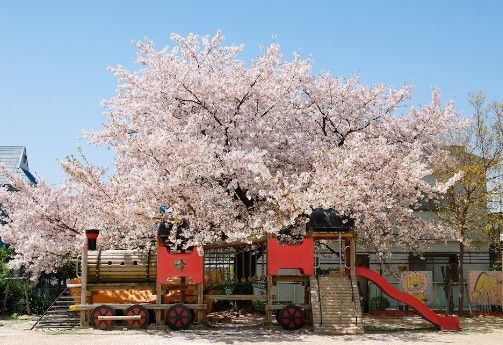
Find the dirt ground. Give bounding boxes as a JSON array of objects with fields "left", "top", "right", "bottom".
[{"left": 1, "top": 314, "right": 503, "bottom": 345}]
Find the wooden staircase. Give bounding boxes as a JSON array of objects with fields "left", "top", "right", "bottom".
[
  {"left": 31, "top": 287, "right": 80, "bottom": 330},
  {"left": 310, "top": 275, "right": 363, "bottom": 334}
]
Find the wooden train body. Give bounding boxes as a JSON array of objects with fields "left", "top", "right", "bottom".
[{"left": 73, "top": 218, "right": 356, "bottom": 331}]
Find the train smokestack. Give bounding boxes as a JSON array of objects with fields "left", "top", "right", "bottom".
[{"left": 85, "top": 229, "right": 100, "bottom": 251}]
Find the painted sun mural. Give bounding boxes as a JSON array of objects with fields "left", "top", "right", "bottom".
[{"left": 400, "top": 271, "right": 432, "bottom": 304}]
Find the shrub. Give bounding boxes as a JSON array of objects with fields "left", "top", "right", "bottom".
[
  {"left": 0, "top": 247, "right": 49, "bottom": 316},
  {"left": 369, "top": 295, "right": 390, "bottom": 311}
]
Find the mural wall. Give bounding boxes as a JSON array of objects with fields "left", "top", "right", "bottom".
[
  {"left": 400, "top": 271, "right": 432, "bottom": 305},
  {"left": 468, "top": 271, "right": 503, "bottom": 306}
]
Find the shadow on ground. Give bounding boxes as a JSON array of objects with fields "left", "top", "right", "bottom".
[{"left": 21, "top": 314, "right": 503, "bottom": 344}]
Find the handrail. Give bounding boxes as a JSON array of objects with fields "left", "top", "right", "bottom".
[
  {"left": 316, "top": 275, "right": 323, "bottom": 326},
  {"left": 343, "top": 245, "right": 350, "bottom": 269},
  {"left": 348, "top": 274, "right": 361, "bottom": 328},
  {"left": 75, "top": 255, "right": 82, "bottom": 278},
  {"left": 338, "top": 236, "right": 342, "bottom": 273}
]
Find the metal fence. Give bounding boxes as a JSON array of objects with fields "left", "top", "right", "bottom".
[{"left": 364, "top": 251, "right": 493, "bottom": 312}]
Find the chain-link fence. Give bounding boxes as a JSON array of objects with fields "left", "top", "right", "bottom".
[{"left": 363, "top": 251, "right": 494, "bottom": 313}]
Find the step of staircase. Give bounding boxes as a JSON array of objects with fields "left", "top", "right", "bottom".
[
  {"left": 38, "top": 320, "right": 80, "bottom": 325},
  {"left": 316, "top": 326, "right": 362, "bottom": 334},
  {"left": 310, "top": 276, "right": 364, "bottom": 334}
]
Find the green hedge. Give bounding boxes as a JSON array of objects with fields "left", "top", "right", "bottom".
[{"left": 369, "top": 295, "right": 390, "bottom": 311}]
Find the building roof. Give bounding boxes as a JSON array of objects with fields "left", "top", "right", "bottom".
[{"left": 0, "top": 146, "right": 36, "bottom": 186}]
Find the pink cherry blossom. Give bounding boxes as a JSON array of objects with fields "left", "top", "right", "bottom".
[{"left": 0, "top": 32, "right": 463, "bottom": 278}]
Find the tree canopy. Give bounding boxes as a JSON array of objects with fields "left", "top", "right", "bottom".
[{"left": 0, "top": 32, "right": 463, "bottom": 278}]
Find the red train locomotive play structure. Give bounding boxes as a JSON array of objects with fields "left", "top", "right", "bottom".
[{"left": 69, "top": 209, "right": 460, "bottom": 333}]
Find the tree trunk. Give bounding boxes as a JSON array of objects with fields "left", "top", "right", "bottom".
[
  {"left": 1, "top": 279, "right": 9, "bottom": 314},
  {"left": 441, "top": 265, "right": 453, "bottom": 314},
  {"left": 458, "top": 241, "right": 465, "bottom": 314},
  {"left": 24, "top": 281, "right": 31, "bottom": 315},
  {"left": 234, "top": 250, "right": 258, "bottom": 309},
  {"left": 447, "top": 277, "right": 453, "bottom": 314},
  {"left": 235, "top": 251, "right": 257, "bottom": 287}
]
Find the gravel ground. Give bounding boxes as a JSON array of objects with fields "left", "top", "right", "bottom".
[{"left": 1, "top": 315, "right": 503, "bottom": 345}]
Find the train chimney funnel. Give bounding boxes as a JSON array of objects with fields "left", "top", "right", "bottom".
[{"left": 85, "top": 229, "right": 100, "bottom": 251}]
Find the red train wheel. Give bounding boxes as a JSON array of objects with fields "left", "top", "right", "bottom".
[
  {"left": 125, "top": 304, "right": 149, "bottom": 329},
  {"left": 90, "top": 305, "right": 116, "bottom": 330},
  {"left": 165, "top": 303, "right": 192, "bottom": 330},
  {"left": 278, "top": 304, "right": 304, "bottom": 331}
]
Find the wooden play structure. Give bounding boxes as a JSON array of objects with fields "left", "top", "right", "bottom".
[{"left": 65, "top": 209, "right": 460, "bottom": 333}]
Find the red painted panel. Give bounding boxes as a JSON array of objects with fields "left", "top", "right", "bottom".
[
  {"left": 267, "top": 237, "right": 314, "bottom": 276},
  {"left": 354, "top": 266, "right": 460, "bottom": 331},
  {"left": 156, "top": 246, "right": 204, "bottom": 284}
]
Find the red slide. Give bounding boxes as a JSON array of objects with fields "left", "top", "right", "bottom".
[{"left": 355, "top": 266, "right": 460, "bottom": 331}]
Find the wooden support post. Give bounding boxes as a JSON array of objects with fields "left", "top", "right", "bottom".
[
  {"left": 180, "top": 277, "right": 186, "bottom": 301},
  {"left": 80, "top": 243, "right": 88, "bottom": 327},
  {"left": 305, "top": 278, "right": 312, "bottom": 325},
  {"left": 350, "top": 236, "right": 356, "bottom": 278},
  {"left": 344, "top": 238, "right": 351, "bottom": 276},
  {"left": 155, "top": 283, "right": 162, "bottom": 327},
  {"left": 339, "top": 234, "right": 343, "bottom": 276},
  {"left": 265, "top": 238, "right": 273, "bottom": 326},
  {"left": 197, "top": 283, "right": 204, "bottom": 324},
  {"left": 266, "top": 274, "right": 273, "bottom": 325}
]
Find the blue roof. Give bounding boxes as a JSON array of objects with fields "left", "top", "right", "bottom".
[{"left": 0, "top": 146, "right": 36, "bottom": 186}]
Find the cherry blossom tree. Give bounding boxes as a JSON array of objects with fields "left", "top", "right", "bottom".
[
  {"left": 0, "top": 32, "right": 463, "bottom": 278},
  {"left": 0, "top": 164, "right": 154, "bottom": 279}
]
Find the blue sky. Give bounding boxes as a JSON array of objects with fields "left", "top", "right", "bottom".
[{"left": 0, "top": 1, "right": 502, "bottom": 185}]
